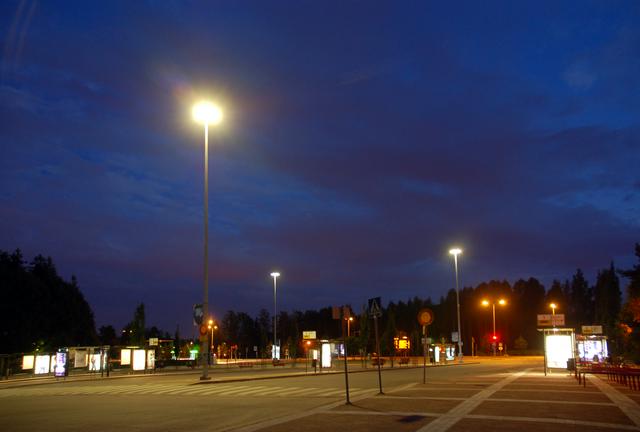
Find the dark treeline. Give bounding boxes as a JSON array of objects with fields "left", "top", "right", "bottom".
[
  {"left": 2, "top": 245, "right": 640, "bottom": 362},
  {"left": 0, "top": 249, "right": 97, "bottom": 353}
]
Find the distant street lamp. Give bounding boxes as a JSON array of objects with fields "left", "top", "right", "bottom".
[
  {"left": 550, "top": 303, "right": 557, "bottom": 328},
  {"left": 482, "top": 299, "right": 507, "bottom": 356},
  {"left": 192, "top": 101, "right": 223, "bottom": 381},
  {"left": 207, "top": 319, "right": 218, "bottom": 361},
  {"left": 449, "top": 247, "right": 463, "bottom": 363},
  {"left": 347, "top": 316, "right": 354, "bottom": 337},
  {"left": 270, "top": 272, "right": 280, "bottom": 359}
]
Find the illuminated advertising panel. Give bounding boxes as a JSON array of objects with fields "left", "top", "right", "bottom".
[
  {"left": 22, "top": 355, "right": 35, "bottom": 370},
  {"left": 35, "top": 355, "right": 50, "bottom": 374},
  {"left": 88, "top": 353, "right": 103, "bottom": 371},
  {"left": 121, "top": 349, "right": 131, "bottom": 366},
  {"left": 546, "top": 334, "right": 573, "bottom": 368},
  {"left": 146, "top": 350, "right": 155, "bottom": 369},
  {"left": 132, "top": 349, "right": 146, "bottom": 371},
  {"left": 321, "top": 342, "right": 331, "bottom": 368},
  {"left": 54, "top": 353, "right": 67, "bottom": 377}
]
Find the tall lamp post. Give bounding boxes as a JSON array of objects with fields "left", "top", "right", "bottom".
[
  {"left": 207, "top": 319, "right": 218, "bottom": 362},
  {"left": 270, "top": 272, "right": 280, "bottom": 359},
  {"left": 193, "top": 101, "right": 223, "bottom": 381},
  {"left": 482, "top": 299, "right": 506, "bottom": 355},
  {"left": 449, "top": 248, "right": 463, "bottom": 363}
]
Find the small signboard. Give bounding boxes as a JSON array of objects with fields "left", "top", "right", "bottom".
[
  {"left": 193, "top": 304, "right": 204, "bottom": 325},
  {"left": 582, "top": 325, "right": 603, "bottom": 335},
  {"left": 368, "top": 297, "right": 382, "bottom": 318},
  {"left": 451, "top": 331, "right": 459, "bottom": 342},
  {"left": 149, "top": 338, "right": 159, "bottom": 346},
  {"left": 417, "top": 308, "right": 434, "bottom": 326},
  {"left": 303, "top": 330, "right": 317, "bottom": 340},
  {"left": 537, "top": 314, "right": 565, "bottom": 327}
]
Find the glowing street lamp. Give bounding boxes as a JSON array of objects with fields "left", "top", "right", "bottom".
[
  {"left": 192, "top": 100, "right": 223, "bottom": 381},
  {"left": 270, "top": 272, "right": 280, "bottom": 359},
  {"left": 449, "top": 247, "right": 463, "bottom": 363},
  {"left": 346, "top": 316, "right": 354, "bottom": 337},
  {"left": 550, "top": 303, "right": 558, "bottom": 327},
  {"left": 482, "top": 298, "right": 507, "bottom": 355}
]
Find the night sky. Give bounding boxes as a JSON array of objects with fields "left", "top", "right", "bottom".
[{"left": 1, "top": 1, "right": 639, "bottom": 334}]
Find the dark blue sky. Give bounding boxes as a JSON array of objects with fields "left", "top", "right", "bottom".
[{"left": 1, "top": 1, "right": 638, "bottom": 333}]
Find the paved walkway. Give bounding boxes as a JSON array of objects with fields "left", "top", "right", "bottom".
[{"left": 237, "top": 368, "right": 640, "bottom": 432}]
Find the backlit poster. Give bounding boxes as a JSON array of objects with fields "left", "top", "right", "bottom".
[
  {"left": 146, "top": 350, "right": 155, "bottom": 369},
  {"left": 35, "top": 355, "right": 50, "bottom": 374},
  {"left": 132, "top": 349, "right": 146, "bottom": 371},
  {"left": 546, "top": 334, "right": 573, "bottom": 368},
  {"left": 121, "top": 349, "right": 131, "bottom": 366},
  {"left": 54, "top": 352, "right": 67, "bottom": 377},
  {"left": 22, "top": 355, "right": 34, "bottom": 370}
]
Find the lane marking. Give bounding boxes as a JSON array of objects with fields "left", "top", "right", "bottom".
[
  {"left": 416, "top": 369, "right": 529, "bottom": 432},
  {"left": 466, "top": 414, "right": 640, "bottom": 431},
  {"left": 587, "top": 374, "right": 640, "bottom": 427},
  {"left": 488, "top": 397, "right": 615, "bottom": 406}
]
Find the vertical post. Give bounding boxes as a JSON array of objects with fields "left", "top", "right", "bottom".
[
  {"left": 374, "top": 316, "right": 383, "bottom": 394},
  {"left": 201, "top": 124, "right": 210, "bottom": 381},
  {"left": 273, "top": 276, "right": 277, "bottom": 359},
  {"left": 342, "top": 309, "right": 351, "bottom": 405},
  {"left": 492, "top": 303, "right": 496, "bottom": 356},
  {"left": 453, "top": 253, "right": 463, "bottom": 363},
  {"left": 422, "top": 325, "right": 427, "bottom": 384}
]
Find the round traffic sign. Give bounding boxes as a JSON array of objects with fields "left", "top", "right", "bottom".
[
  {"left": 199, "top": 324, "right": 208, "bottom": 336},
  {"left": 418, "top": 308, "right": 434, "bottom": 326}
]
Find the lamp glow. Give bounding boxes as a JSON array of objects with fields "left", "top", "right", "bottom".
[
  {"left": 192, "top": 101, "right": 223, "bottom": 125},
  {"left": 449, "top": 248, "right": 462, "bottom": 256}
]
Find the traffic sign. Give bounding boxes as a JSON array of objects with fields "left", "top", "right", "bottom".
[
  {"left": 199, "top": 324, "right": 208, "bottom": 336},
  {"left": 417, "top": 308, "right": 434, "bottom": 326},
  {"left": 368, "top": 297, "right": 382, "bottom": 318},
  {"left": 193, "top": 304, "right": 204, "bottom": 325},
  {"left": 303, "top": 330, "right": 317, "bottom": 340}
]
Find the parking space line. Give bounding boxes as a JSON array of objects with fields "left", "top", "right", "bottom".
[
  {"left": 465, "top": 414, "right": 640, "bottom": 431},
  {"left": 416, "top": 369, "right": 529, "bottom": 432},
  {"left": 587, "top": 374, "right": 640, "bottom": 427}
]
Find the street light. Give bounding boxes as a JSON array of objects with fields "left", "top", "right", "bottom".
[
  {"left": 449, "top": 247, "right": 463, "bottom": 363},
  {"left": 192, "top": 100, "right": 223, "bottom": 381},
  {"left": 482, "top": 298, "right": 507, "bottom": 356},
  {"left": 550, "top": 303, "right": 557, "bottom": 328},
  {"left": 207, "top": 319, "right": 218, "bottom": 361},
  {"left": 346, "top": 316, "right": 354, "bottom": 337},
  {"left": 270, "top": 271, "right": 280, "bottom": 359}
]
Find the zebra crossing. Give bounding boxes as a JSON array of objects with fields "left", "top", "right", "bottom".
[{"left": 0, "top": 382, "right": 375, "bottom": 399}]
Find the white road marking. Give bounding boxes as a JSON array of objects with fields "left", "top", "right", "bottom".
[
  {"left": 465, "top": 414, "right": 640, "bottom": 431},
  {"left": 488, "top": 397, "right": 614, "bottom": 406},
  {"left": 415, "top": 369, "right": 529, "bottom": 432},
  {"left": 587, "top": 374, "right": 640, "bottom": 427}
]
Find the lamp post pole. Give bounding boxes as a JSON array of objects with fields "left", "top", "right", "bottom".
[
  {"left": 449, "top": 248, "right": 463, "bottom": 364},
  {"left": 271, "top": 272, "right": 280, "bottom": 359},
  {"left": 192, "top": 101, "right": 222, "bottom": 381}
]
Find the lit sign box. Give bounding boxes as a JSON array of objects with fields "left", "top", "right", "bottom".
[
  {"left": 121, "top": 349, "right": 131, "bottom": 366},
  {"left": 88, "top": 354, "right": 105, "bottom": 371},
  {"left": 132, "top": 349, "right": 146, "bottom": 371},
  {"left": 35, "top": 355, "right": 51, "bottom": 374},
  {"left": 394, "top": 338, "right": 411, "bottom": 350},
  {"left": 321, "top": 343, "right": 331, "bottom": 368},
  {"left": 303, "top": 331, "right": 317, "bottom": 340},
  {"left": 546, "top": 334, "right": 573, "bottom": 368},
  {"left": 146, "top": 350, "right": 155, "bottom": 369},
  {"left": 74, "top": 351, "right": 87, "bottom": 368},
  {"left": 22, "top": 355, "right": 35, "bottom": 370},
  {"left": 54, "top": 353, "right": 67, "bottom": 377}
]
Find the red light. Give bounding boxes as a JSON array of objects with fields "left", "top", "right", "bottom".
[{"left": 492, "top": 335, "right": 498, "bottom": 341}]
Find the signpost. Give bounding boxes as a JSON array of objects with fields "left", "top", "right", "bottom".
[
  {"left": 333, "top": 305, "right": 352, "bottom": 404},
  {"left": 537, "top": 314, "right": 565, "bottom": 327},
  {"left": 418, "top": 308, "right": 434, "bottom": 384},
  {"left": 302, "top": 330, "right": 317, "bottom": 340},
  {"left": 368, "top": 297, "right": 383, "bottom": 394}
]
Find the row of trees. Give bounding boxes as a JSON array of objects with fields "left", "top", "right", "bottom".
[{"left": 2, "top": 245, "right": 640, "bottom": 363}]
